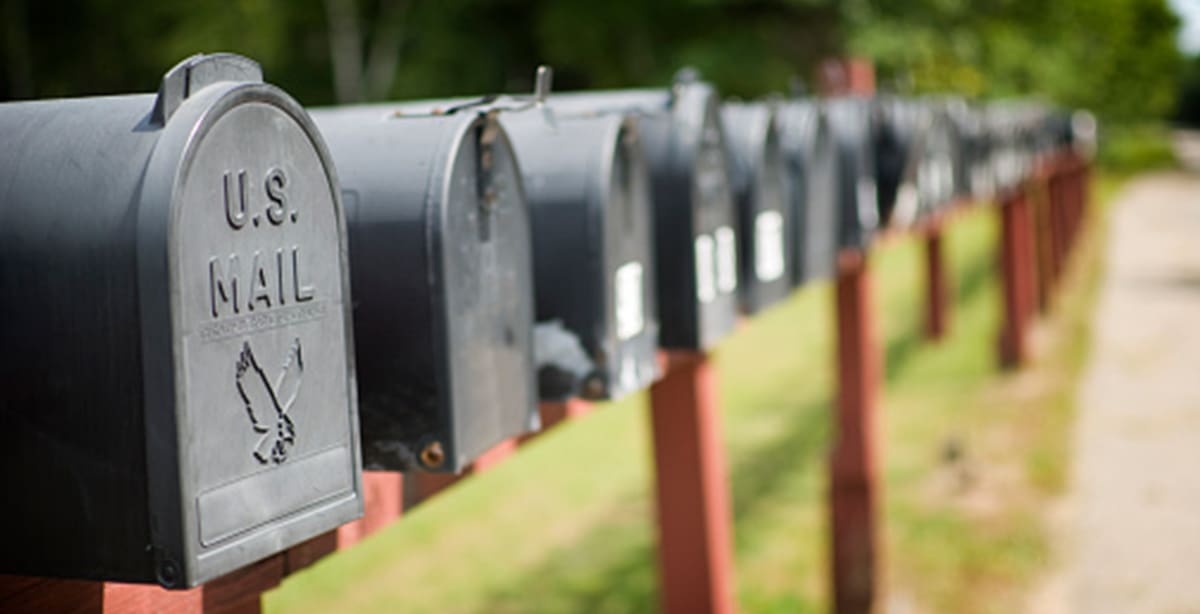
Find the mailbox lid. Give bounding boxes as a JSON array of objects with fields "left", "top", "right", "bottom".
[
  {"left": 501, "top": 110, "right": 661, "bottom": 400},
  {"left": 722, "top": 102, "right": 792, "bottom": 314},
  {"left": 155, "top": 73, "right": 361, "bottom": 586},
  {"left": 436, "top": 114, "right": 537, "bottom": 467},
  {"left": 779, "top": 99, "right": 840, "bottom": 284},
  {"left": 826, "top": 97, "right": 880, "bottom": 250}
]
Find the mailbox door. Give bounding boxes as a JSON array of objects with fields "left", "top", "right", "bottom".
[
  {"left": 437, "top": 116, "right": 537, "bottom": 469},
  {"left": 685, "top": 92, "right": 740, "bottom": 349},
  {"left": 150, "top": 83, "right": 361, "bottom": 586},
  {"left": 723, "top": 103, "right": 791, "bottom": 314},
  {"left": 601, "top": 120, "right": 660, "bottom": 398}
]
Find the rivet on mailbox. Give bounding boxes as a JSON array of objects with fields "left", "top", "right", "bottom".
[{"left": 0, "top": 53, "right": 363, "bottom": 587}]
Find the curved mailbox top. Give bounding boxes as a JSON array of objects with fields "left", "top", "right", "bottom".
[
  {"left": 721, "top": 101, "right": 792, "bottom": 314},
  {"left": 0, "top": 53, "right": 361, "bottom": 588},
  {"left": 825, "top": 97, "right": 880, "bottom": 251},
  {"left": 309, "top": 104, "right": 537, "bottom": 473},
  {"left": 499, "top": 108, "right": 662, "bottom": 401},
  {"left": 779, "top": 99, "right": 840, "bottom": 284},
  {"left": 544, "top": 80, "right": 740, "bottom": 350}
]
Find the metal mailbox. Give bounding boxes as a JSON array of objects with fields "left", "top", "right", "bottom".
[
  {"left": 943, "top": 99, "right": 995, "bottom": 201},
  {"left": 910, "top": 101, "right": 959, "bottom": 220},
  {"left": 826, "top": 97, "right": 880, "bottom": 251},
  {"left": 547, "top": 74, "right": 739, "bottom": 350},
  {"left": 0, "top": 54, "right": 363, "bottom": 587},
  {"left": 779, "top": 99, "right": 840, "bottom": 284},
  {"left": 721, "top": 101, "right": 792, "bottom": 314},
  {"left": 499, "top": 106, "right": 662, "bottom": 401},
  {"left": 871, "top": 96, "right": 917, "bottom": 226},
  {"left": 309, "top": 103, "right": 537, "bottom": 473}
]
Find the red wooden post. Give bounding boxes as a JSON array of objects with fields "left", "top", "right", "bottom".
[
  {"left": 830, "top": 251, "right": 882, "bottom": 614},
  {"left": 998, "top": 188, "right": 1036, "bottom": 368},
  {"left": 923, "top": 220, "right": 950, "bottom": 340},
  {"left": 336, "top": 471, "right": 403, "bottom": 549},
  {"left": 649, "top": 351, "right": 736, "bottom": 614}
]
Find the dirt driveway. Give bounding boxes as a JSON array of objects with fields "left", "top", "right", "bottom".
[{"left": 1053, "top": 172, "right": 1200, "bottom": 613}]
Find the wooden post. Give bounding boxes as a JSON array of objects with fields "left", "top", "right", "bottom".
[
  {"left": 649, "top": 351, "right": 736, "bottom": 614},
  {"left": 923, "top": 220, "right": 950, "bottom": 340},
  {"left": 998, "top": 188, "right": 1036, "bottom": 368},
  {"left": 336, "top": 471, "right": 404, "bottom": 549},
  {"left": 830, "top": 251, "right": 882, "bottom": 614}
]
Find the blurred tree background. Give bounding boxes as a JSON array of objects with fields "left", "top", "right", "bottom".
[{"left": 0, "top": 0, "right": 1192, "bottom": 122}]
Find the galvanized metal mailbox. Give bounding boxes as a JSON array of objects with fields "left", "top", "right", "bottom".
[
  {"left": 779, "top": 99, "right": 840, "bottom": 284},
  {"left": 499, "top": 105, "right": 661, "bottom": 401},
  {"left": 0, "top": 54, "right": 363, "bottom": 587},
  {"left": 826, "top": 97, "right": 880, "bottom": 251},
  {"left": 547, "top": 74, "right": 739, "bottom": 350},
  {"left": 309, "top": 103, "right": 537, "bottom": 473},
  {"left": 721, "top": 101, "right": 792, "bottom": 314}
]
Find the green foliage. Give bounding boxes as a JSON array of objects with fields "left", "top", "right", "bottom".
[
  {"left": 848, "top": 0, "right": 1184, "bottom": 121},
  {"left": 1, "top": 0, "right": 1184, "bottom": 115},
  {"left": 1097, "top": 123, "right": 1179, "bottom": 172}
]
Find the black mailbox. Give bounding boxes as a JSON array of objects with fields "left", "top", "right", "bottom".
[
  {"left": 547, "top": 75, "right": 739, "bottom": 350},
  {"left": 779, "top": 99, "right": 840, "bottom": 284},
  {"left": 986, "top": 104, "right": 1035, "bottom": 194},
  {"left": 872, "top": 96, "right": 917, "bottom": 226},
  {"left": 0, "top": 54, "right": 363, "bottom": 587},
  {"left": 826, "top": 97, "right": 880, "bottom": 251},
  {"left": 910, "top": 101, "right": 959, "bottom": 220},
  {"left": 943, "top": 99, "right": 995, "bottom": 201},
  {"left": 499, "top": 106, "right": 662, "bottom": 401},
  {"left": 721, "top": 101, "right": 792, "bottom": 314},
  {"left": 309, "top": 104, "right": 537, "bottom": 473}
]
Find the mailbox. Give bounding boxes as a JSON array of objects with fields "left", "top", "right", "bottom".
[
  {"left": 871, "top": 96, "right": 916, "bottom": 226},
  {"left": 943, "top": 99, "right": 995, "bottom": 201},
  {"left": 547, "top": 74, "right": 739, "bottom": 350},
  {"left": 911, "top": 101, "right": 959, "bottom": 219},
  {"left": 826, "top": 97, "right": 880, "bottom": 251},
  {"left": 721, "top": 101, "right": 792, "bottom": 314},
  {"left": 498, "top": 108, "right": 661, "bottom": 401},
  {"left": 309, "top": 103, "right": 537, "bottom": 473},
  {"left": 987, "top": 104, "right": 1037, "bottom": 194},
  {"left": 779, "top": 99, "right": 840, "bottom": 284},
  {"left": 0, "top": 54, "right": 363, "bottom": 587}
]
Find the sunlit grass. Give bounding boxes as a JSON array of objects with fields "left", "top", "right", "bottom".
[{"left": 266, "top": 175, "right": 1115, "bottom": 613}]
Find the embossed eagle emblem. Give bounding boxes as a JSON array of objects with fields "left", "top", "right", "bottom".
[{"left": 235, "top": 338, "right": 303, "bottom": 464}]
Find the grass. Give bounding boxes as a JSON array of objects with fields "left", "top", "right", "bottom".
[{"left": 265, "top": 174, "right": 1117, "bottom": 613}]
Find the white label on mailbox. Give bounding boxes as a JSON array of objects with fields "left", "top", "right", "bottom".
[
  {"left": 614, "top": 261, "right": 645, "bottom": 341},
  {"left": 695, "top": 234, "right": 717, "bottom": 304},
  {"left": 857, "top": 177, "right": 879, "bottom": 228},
  {"left": 715, "top": 225, "right": 738, "bottom": 294},
  {"left": 754, "top": 210, "right": 786, "bottom": 282}
]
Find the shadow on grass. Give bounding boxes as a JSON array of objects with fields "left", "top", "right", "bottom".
[
  {"left": 884, "top": 243, "right": 995, "bottom": 382},
  {"left": 729, "top": 395, "right": 830, "bottom": 523}
]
